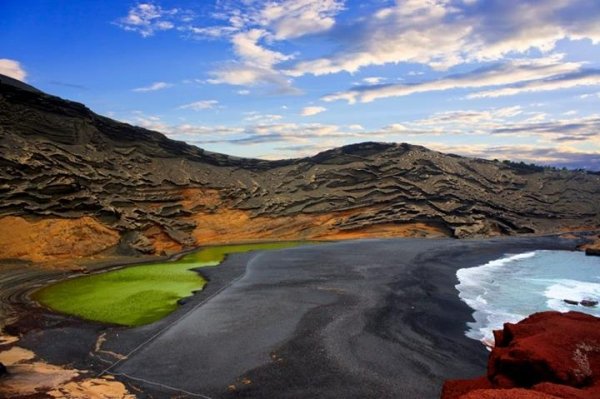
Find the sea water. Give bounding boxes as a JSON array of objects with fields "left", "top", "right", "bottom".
[{"left": 456, "top": 250, "right": 600, "bottom": 344}]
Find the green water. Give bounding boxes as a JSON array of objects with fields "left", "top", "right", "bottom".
[{"left": 34, "top": 242, "right": 304, "bottom": 326}]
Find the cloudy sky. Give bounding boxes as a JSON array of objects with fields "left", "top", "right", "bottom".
[{"left": 2, "top": 0, "right": 600, "bottom": 169}]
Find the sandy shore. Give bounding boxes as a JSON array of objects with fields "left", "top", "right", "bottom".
[
  {"left": 93, "top": 235, "right": 578, "bottom": 398},
  {"left": 0, "top": 235, "right": 586, "bottom": 398}
]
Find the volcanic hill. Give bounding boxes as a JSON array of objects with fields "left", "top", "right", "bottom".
[{"left": 1, "top": 75, "right": 599, "bottom": 266}]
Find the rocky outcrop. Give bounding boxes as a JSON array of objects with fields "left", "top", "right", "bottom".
[
  {"left": 1, "top": 76, "right": 600, "bottom": 265},
  {"left": 0, "top": 216, "right": 120, "bottom": 265},
  {"left": 586, "top": 248, "right": 600, "bottom": 256},
  {"left": 578, "top": 235, "right": 600, "bottom": 256},
  {"left": 442, "top": 311, "right": 600, "bottom": 399}
]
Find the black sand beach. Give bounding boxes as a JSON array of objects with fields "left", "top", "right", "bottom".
[{"left": 83, "top": 236, "right": 578, "bottom": 399}]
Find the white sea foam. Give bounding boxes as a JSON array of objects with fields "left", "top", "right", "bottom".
[
  {"left": 456, "top": 252, "right": 537, "bottom": 342},
  {"left": 456, "top": 250, "right": 600, "bottom": 345},
  {"left": 545, "top": 279, "right": 600, "bottom": 312}
]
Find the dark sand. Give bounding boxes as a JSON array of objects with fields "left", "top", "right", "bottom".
[{"left": 94, "top": 236, "right": 578, "bottom": 398}]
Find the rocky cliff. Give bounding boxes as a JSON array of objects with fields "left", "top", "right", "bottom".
[
  {"left": 442, "top": 311, "right": 600, "bottom": 399},
  {"left": 1, "top": 76, "right": 599, "bottom": 266}
]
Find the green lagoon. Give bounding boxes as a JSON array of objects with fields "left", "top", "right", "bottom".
[{"left": 34, "top": 242, "right": 304, "bottom": 326}]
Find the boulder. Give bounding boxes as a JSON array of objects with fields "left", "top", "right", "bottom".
[
  {"left": 585, "top": 248, "right": 600, "bottom": 257},
  {"left": 442, "top": 311, "right": 600, "bottom": 399},
  {"left": 580, "top": 299, "right": 598, "bottom": 307},
  {"left": 0, "top": 362, "right": 7, "bottom": 376},
  {"left": 564, "top": 299, "right": 579, "bottom": 305}
]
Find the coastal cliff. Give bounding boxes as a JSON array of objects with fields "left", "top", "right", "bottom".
[{"left": 442, "top": 311, "right": 600, "bottom": 399}]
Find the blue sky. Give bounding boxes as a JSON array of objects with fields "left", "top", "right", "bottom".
[{"left": 1, "top": 0, "right": 600, "bottom": 169}]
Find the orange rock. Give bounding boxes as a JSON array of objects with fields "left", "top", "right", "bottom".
[
  {"left": 0, "top": 216, "right": 119, "bottom": 265},
  {"left": 183, "top": 188, "right": 447, "bottom": 244}
]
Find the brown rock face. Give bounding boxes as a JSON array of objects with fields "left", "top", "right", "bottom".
[
  {"left": 441, "top": 311, "right": 600, "bottom": 399},
  {"left": 1, "top": 76, "right": 600, "bottom": 265},
  {"left": 0, "top": 216, "right": 119, "bottom": 265}
]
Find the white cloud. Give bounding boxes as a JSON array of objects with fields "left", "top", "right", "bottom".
[
  {"left": 348, "top": 124, "right": 364, "bottom": 130},
  {"left": 133, "top": 82, "right": 173, "bottom": 92},
  {"left": 237, "top": 89, "right": 250, "bottom": 95},
  {"left": 288, "top": 0, "right": 470, "bottom": 76},
  {"left": 396, "top": 107, "right": 523, "bottom": 135},
  {"left": 232, "top": 29, "right": 292, "bottom": 68},
  {"left": 208, "top": 29, "right": 297, "bottom": 92},
  {"left": 287, "top": 0, "right": 600, "bottom": 77},
  {"left": 199, "top": 122, "right": 366, "bottom": 146},
  {"left": 179, "top": 100, "right": 219, "bottom": 110},
  {"left": 187, "top": 25, "right": 238, "bottom": 39},
  {"left": 323, "top": 57, "right": 582, "bottom": 103},
  {"left": 0, "top": 59, "right": 26, "bottom": 81},
  {"left": 580, "top": 92, "right": 600, "bottom": 99},
  {"left": 126, "top": 111, "right": 242, "bottom": 137},
  {"left": 468, "top": 70, "right": 600, "bottom": 98},
  {"left": 362, "top": 76, "right": 385, "bottom": 85},
  {"left": 243, "top": 112, "right": 283, "bottom": 123},
  {"left": 193, "top": 0, "right": 344, "bottom": 40},
  {"left": 522, "top": 112, "right": 548, "bottom": 123},
  {"left": 115, "top": 3, "right": 186, "bottom": 37},
  {"left": 491, "top": 115, "right": 600, "bottom": 142},
  {"left": 208, "top": 64, "right": 299, "bottom": 94},
  {"left": 380, "top": 123, "right": 410, "bottom": 134},
  {"left": 398, "top": 107, "right": 600, "bottom": 147},
  {"left": 259, "top": 0, "right": 344, "bottom": 40},
  {"left": 198, "top": 1, "right": 343, "bottom": 92},
  {"left": 301, "top": 106, "right": 327, "bottom": 116},
  {"left": 114, "top": 1, "right": 600, "bottom": 100},
  {"left": 424, "top": 143, "right": 600, "bottom": 170}
]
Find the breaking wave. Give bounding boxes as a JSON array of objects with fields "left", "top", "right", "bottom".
[{"left": 456, "top": 250, "right": 600, "bottom": 345}]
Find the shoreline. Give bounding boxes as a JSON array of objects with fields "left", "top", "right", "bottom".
[
  {"left": 1, "top": 226, "right": 597, "bottom": 273},
  {"left": 456, "top": 248, "right": 600, "bottom": 346},
  {"left": 108, "top": 235, "right": 580, "bottom": 398},
  {"left": 0, "top": 234, "right": 587, "bottom": 398}
]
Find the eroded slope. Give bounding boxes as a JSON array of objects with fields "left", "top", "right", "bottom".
[{"left": 1, "top": 79, "right": 599, "bottom": 265}]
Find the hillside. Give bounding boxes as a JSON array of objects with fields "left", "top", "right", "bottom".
[{"left": 1, "top": 77, "right": 599, "bottom": 266}]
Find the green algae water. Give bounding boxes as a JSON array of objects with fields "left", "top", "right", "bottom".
[{"left": 34, "top": 242, "right": 304, "bottom": 326}]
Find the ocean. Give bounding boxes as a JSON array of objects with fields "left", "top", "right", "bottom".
[{"left": 456, "top": 250, "right": 600, "bottom": 345}]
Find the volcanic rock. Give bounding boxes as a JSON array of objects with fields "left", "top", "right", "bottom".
[
  {"left": 564, "top": 299, "right": 579, "bottom": 306},
  {"left": 579, "top": 235, "right": 600, "bottom": 256},
  {"left": 580, "top": 299, "right": 598, "bottom": 307},
  {"left": 0, "top": 361, "right": 7, "bottom": 376},
  {"left": 1, "top": 75, "right": 600, "bottom": 265},
  {"left": 441, "top": 311, "right": 600, "bottom": 399},
  {"left": 585, "top": 248, "right": 600, "bottom": 257}
]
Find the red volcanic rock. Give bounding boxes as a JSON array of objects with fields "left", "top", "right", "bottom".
[
  {"left": 441, "top": 377, "right": 493, "bottom": 399},
  {"left": 533, "top": 382, "right": 600, "bottom": 399},
  {"left": 459, "top": 388, "right": 559, "bottom": 398},
  {"left": 442, "top": 311, "right": 600, "bottom": 399}
]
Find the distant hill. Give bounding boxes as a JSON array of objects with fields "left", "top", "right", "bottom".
[{"left": 1, "top": 78, "right": 599, "bottom": 266}]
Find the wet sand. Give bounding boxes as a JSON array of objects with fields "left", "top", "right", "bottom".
[{"left": 99, "top": 236, "right": 578, "bottom": 398}]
